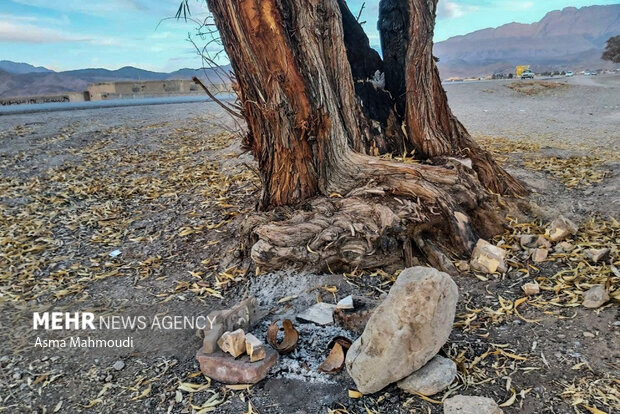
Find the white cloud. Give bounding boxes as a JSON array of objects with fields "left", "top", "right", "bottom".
[
  {"left": 437, "top": 1, "right": 479, "bottom": 19},
  {"left": 10, "top": 0, "right": 202, "bottom": 18},
  {"left": 0, "top": 21, "right": 126, "bottom": 46},
  {"left": 0, "top": 21, "right": 86, "bottom": 43}
]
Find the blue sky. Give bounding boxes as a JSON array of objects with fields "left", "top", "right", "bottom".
[{"left": 0, "top": 0, "right": 617, "bottom": 72}]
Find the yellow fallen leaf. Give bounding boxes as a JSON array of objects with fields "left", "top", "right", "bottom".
[
  {"left": 499, "top": 388, "right": 517, "bottom": 407},
  {"left": 348, "top": 389, "right": 363, "bottom": 398}
]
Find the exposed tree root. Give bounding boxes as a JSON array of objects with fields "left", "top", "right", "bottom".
[{"left": 244, "top": 155, "right": 512, "bottom": 274}]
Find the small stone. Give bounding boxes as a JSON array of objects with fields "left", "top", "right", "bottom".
[
  {"left": 297, "top": 302, "right": 337, "bottom": 326},
  {"left": 554, "top": 242, "right": 575, "bottom": 253},
  {"left": 244, "top": 333, "right": 266, "bottom": 362},
  {"left": 112, "top": 360, "right": 125, "bottom": 371},
  {"left": 519, "top": 235, "right": 538, "bottom": 248},
  {"left": 443, "top": 395, "right": 503, "bottom": 414},
  {"left": 548, "top": 216, "right": 578, "bottom": 242},
  {"left": 13, "top": 372, "right": 21, "bottom": 380},
  {"left": 336, "top": 295, "right": 355, "bottom": 310},
  {"left": 397, "top": 356, "right": 457, "bottom": 396},
  {"left": 105, "top": 374, "right": 113, "bottom": 382},
  {"left": 582, "top": 285, "right": 610, "bottom": 309},
  {"left": 218, "top": 329, "right": 247, "bottom": 358},
  {"left": 531, "top": 248, "right": 549, "bottom": 262},
  {"left": 522, "top": 282, "right": 540, "bottom": 296},
  {"left": 583, "top": 332, "right": 595, "bottom": 338},
  {"left": 470, "top": 239, "right": 507, "bottom": 274},
  {"left": 585, "top": 248, "right": 611, "bottom": 263},
  {"left": 196, "top": 349, "right": 278, "bottom": 384}
]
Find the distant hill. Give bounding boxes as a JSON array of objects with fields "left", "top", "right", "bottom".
[
  {"left": 0, "top": 64, "right": 232, "bottom": 98},
  {"left": 0, "top": 60, "right": 53, "bottom": 74},
  {"left": 434, "top": 5, "right": 620, "bottom": 78}
]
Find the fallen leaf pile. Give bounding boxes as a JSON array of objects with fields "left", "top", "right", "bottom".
[
  {"left": 505, "top": 81, "right": 570, "bottom": 96},
  {"left": 523, "top": 156, "right": 611, "bottom": 189},
  {"left": 0, "top": 117, "right": 258, "bottom": 304}
]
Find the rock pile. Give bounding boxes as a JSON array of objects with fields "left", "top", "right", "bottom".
[
  {"left": 345, "top": 267, "right": 458, "bottom": 394},
  {"left": 196, "top": 297, "right": 277, "bottom": 384}
]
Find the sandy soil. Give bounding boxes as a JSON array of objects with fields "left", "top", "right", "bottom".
[{"left": 0, "top": 75, "right": 618, "bottom": 414}]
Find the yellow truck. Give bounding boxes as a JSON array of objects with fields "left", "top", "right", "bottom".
[{"left": 516, "top": 65, "right": 530, "bottom": 78}]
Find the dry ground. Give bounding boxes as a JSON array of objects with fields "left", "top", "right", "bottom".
[{"left": 0, "top": 75, "right": 618, "bottom": 414}]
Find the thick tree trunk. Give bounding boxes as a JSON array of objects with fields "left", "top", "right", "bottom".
[{"left": 207, "top": 0, "right": 524, "bottom": 273}]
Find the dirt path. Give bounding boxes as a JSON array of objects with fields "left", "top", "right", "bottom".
[{"left": 0, "top": 77, "right": 618, "bottom": 413}]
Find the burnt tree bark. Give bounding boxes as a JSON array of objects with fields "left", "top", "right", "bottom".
[{"left": 206, "top": 0, "right": 526, "bottom": 274}]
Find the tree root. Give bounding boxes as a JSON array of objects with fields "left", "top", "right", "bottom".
[{"left": 243, "top": 156, "right": 515, "bottom": 274}]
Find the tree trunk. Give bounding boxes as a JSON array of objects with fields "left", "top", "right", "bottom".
[{"left": 207, "top": 0, "right": 525, "bottom": 273}]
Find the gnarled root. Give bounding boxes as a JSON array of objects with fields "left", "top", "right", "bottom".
[{"left": 244, "top": 157, "right": 516, "bottom": 274}]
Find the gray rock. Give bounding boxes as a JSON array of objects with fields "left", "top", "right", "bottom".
[
  {"left": 296, "top": 302, "right": 337, "bottom": 325},
  {"left": 397, "top": 355, "right": 456, "bottom": 396},
  {"left": 202, "top": 297, "right": 262, "bottom": 354},
  {"left": 345, "top": 267, "right": 458, "bottom": 394},
  {"left": 444, "top": 395, "right": 503, "bottom": 414},
  {"left": 112, "top": 360, "right": 125, "bottom": 371},
  {"left": 585, "top": 248, "right": 611, "bottom": 263},
  {"left": 582, "top": 285, "right": 610, "bottom": 309}
]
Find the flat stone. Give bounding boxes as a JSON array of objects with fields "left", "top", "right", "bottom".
[
  {"left": 582, "top": 285, "right": 610, "bottom": 309},
  {"left": 202, "top": 297, "right": 262, "bottom": 354},
  {"left": 444, "top": 395, "right": 503, "bottom": 414},
  {"left": 336, "top": 295, "right": 355, "bottom": 310},
  {"left": 196, "top": 348, "right": 278, "bottom": 385},
  {"left": 296, "top": 302, "right": 337, "bottom": 326},
  {"left": 585, "top": 248, "right": 611, "bottom": 263},
  {"left": 333, "top": 296, "right": 378, "bottom": 334},
  {"left": 397, "top": 355, "right": 457, "bottom": 396},
  {"left": 548, "top": 216, "right": 578, "bottom": 242},
  {"left": 218, "top": 329, "right": 246, "bottom": 358},
  {"left": 522, "top": 282, "right": 540, "bottom": 296},
  {"left": 112, "top": 360, "right": 125, "bottom": 371},
  {"left": 346, "top": 267, "right": 458, "bottom": 394},
  {"left": 470, "top": 239, "right": 507, "bottom": 274},
  {"left": 531, "top": 248, "right": 549, "bottom": 262}
]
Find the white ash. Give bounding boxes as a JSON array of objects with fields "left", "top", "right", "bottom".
[{"left": 253, "top": 319, "right": 357, "bottom": 384}]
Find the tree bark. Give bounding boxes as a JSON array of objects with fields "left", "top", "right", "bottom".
[{"left": 207, "top": 0, "right": 524, "bottom": 273}]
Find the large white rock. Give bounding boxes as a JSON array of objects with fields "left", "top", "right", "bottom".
[
  {"left": 345, "top": 267, "right": 458, "bottom": 394},
  {"left": 444, "top": 395, "right": 503, "bottom": 414},
  {"left": 397, "top": 355, "right": 457, "bottom": 396}
]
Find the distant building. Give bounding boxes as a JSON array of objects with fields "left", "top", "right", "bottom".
[
  {"left": 87, "top": 79, "right": 204, "bottom": 100},
  {"left": 0, "top": 79, "right": 231, "bottom": 106}
]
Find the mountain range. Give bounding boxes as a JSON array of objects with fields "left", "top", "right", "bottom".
[
  {"left": 0, "top": 63, "right": 230, "bottom": 98},
  {"left": 434, "top": 4, "right": 620, "bottom": 78},
  {"left": 1, "top": 4, "right": 619, "bottom": 97}
]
